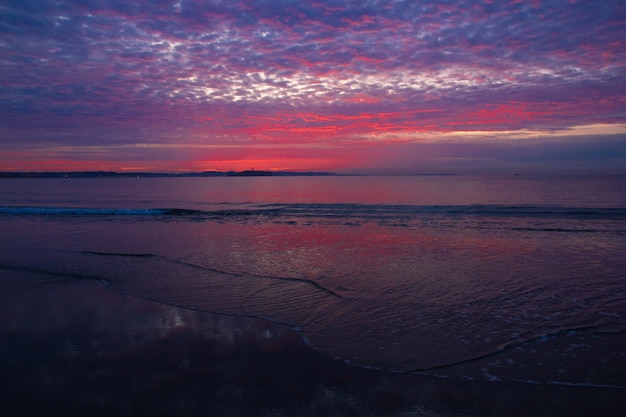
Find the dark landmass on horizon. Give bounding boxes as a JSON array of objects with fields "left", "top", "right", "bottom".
[
  {"left": 0, "top": 170, "right": 339, "bottom": 178},
  {"left": 0, "top": 171, "right": 466, "bottom": 178}
]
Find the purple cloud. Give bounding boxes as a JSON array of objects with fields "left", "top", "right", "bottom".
[{"left": 0, "top": 0, "right": 624, "bottom": 172}]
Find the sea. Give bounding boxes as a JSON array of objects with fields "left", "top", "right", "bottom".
[{"left": 1, "top": 174, "right": 625, "bottom": 414}]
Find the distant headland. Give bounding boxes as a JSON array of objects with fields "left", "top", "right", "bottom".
[{"left": 0, "top": 170, "right": 338, "bottom": 178}]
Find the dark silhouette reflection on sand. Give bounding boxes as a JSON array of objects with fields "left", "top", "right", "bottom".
[{"left": 1, "top": 276, "right": 623, "bottom": 417}]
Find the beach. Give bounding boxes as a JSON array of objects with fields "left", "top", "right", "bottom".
[
  {"left": 1, "top": 275, "right": 624, "bottom": 417},
  {"left": 1, "top": 175, "right": 625, "bottom": 416},
  {"left": 3, "top": 0, "right": 626, "bottom": 414}
]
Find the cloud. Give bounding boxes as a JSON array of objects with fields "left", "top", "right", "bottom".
[{"left": 1, "top": 0, "right": 625, "bottom": 171}]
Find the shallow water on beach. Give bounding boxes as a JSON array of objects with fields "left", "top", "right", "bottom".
[
  {"left": 1, "top": 175, "right": 625, "bottom": 398},
  {"left": 2, "top": 279, "right": 625, "bottom": 417}
]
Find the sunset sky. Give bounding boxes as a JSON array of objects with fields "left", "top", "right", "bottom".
[{"left": 1, "top": 0, "right": 625, "bottom": 173}]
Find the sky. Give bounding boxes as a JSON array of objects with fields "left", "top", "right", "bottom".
[{"left": 1, "top": 0, "right": 625, "bottom": 174}]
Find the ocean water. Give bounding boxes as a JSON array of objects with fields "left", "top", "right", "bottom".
[{"left": 1, "top": 174, "right": 625, "bottom": 388}]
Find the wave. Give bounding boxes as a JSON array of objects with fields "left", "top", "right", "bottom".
[
  {"left": 0, "top": 206, "right": 166, "bottom": 216},
  {"left": 2, "top": 203, "right": 626, "bottom": 220},
  {"left": 76, "top": 251, "right": 343, "bottom": 299}
]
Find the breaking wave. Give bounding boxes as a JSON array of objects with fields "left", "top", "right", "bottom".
[{"left": 2, "top": 203, "right": 625, "bottom": 221}]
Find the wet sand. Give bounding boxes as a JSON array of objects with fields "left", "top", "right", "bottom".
[{"left": 0, "top": 273, "right": 624, "bottom": 417}]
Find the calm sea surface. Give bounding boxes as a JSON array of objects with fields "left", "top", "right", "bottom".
[{"left": 1, "top": 174, "right": 625, "bottom": 387}]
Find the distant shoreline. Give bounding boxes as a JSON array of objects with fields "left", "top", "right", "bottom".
[
  {"left": 0, "top": 170, "right": 339, "bottom": 178},
  {"left": 0, "top": 171, "right": 463, "bottom": 178}
]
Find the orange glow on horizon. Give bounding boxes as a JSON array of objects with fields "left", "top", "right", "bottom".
[
  {"left": 0, "top": 157, "right": 351, "bottom": 173},
  {"left": 198, "top": 156, "right": 356, "bottom": 172}
]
